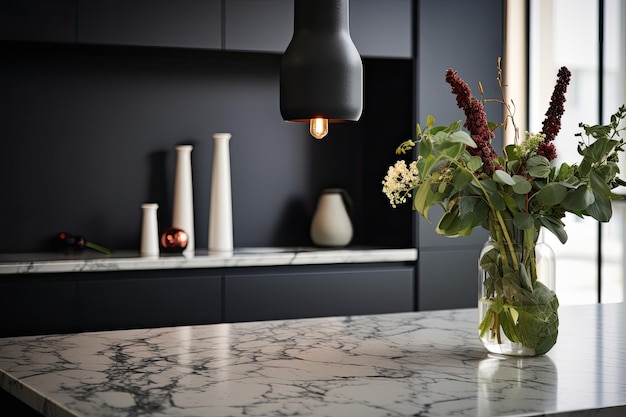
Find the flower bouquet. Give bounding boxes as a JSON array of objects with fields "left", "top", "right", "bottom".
[{"left": 383, "top": 60, "right": 626, "bottom": 355}]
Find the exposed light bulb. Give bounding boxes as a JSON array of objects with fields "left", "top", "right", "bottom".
[{"left": 309, "top": 118, "right": 329, "bottom": 139}]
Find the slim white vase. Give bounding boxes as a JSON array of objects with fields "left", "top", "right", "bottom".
[
  {"left": 172, "top": 145, "right": 195, "bottom": 255},
  {"left": 208, "top": 133, "right": 233, "bottom": 254},
  {"left": 140, "top": 203, "right": 159, "bottom": 257}
]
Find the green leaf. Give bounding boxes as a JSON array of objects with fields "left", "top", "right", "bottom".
[
  {"left": 538, "top": 216, "right": 568, "bottom": 244},
  {"left": 513, "top": 211, "right": 534, "bottom": 230},
  {"left": 585, "top": 191, "right": 613, "bottom": 221},
  {"left": 418, "top": 135, "right": 433, "bottom": 160},
  {"left": 503, "top": 193, "right": 521, "bottom": 214},
  {"left": 436, "top": 210, "right": 463, "bottom": 236},
  {"left": 440, "top": 142, "right": 466, "bottom": 159},
  {"left": 589, "top": 169, "right": 612, "bottom": 197},
  {"left": 526, "top": 155, "right": 551, "bottom": 178},
  {"left": 505, "top": 144, "right": 520, "bottom": 161},
  {"left": 426, "top": 114, "right": 435, "bottom": 129},
  {"left": 480, "top": 247, "right": 501, "bottom": 278},
  {"left": 467, "top": 156, "right": 483, "bottom": 172},
  {"left": 447, "top": 131, "right": 477, "bottom": 147},
  {"left": 561, "top": 186, "right": 595, "bottom": 211},
  {"left": 452, "top": 168, "right": 474, "bottom": 191},
  {"left": 532, "top": 183, "right": 567, "bottom": 207},
  {"left": 493, "top": 170, "right": 515, "bottom": 185},
  {"left": 413, "top": 178, "right": 433, "bottom": 219},
  {"left": 511, "top": 175, "right": 532, "bottom": 194}
]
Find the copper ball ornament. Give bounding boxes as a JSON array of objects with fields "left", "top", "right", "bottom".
[{"left": 160, "top": 227, "right": 188, "bottom": 253}]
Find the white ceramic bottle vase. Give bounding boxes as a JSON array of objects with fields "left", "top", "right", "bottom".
[
  {"left": 310, "top": 188, "right": 353, "bottom": 247},
  {"left": 140, "top": 203, "right": 160, "bottom": 257},
  {"left": 172, "top": 145, "right": 195, "bottom": 255},
  {"left": 208, "top": 133, "right": 234, "bottom": 254}
]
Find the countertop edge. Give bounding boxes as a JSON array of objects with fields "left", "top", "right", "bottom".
[{"left": 0, "top": 247, "right": 418, "bottom": 275}]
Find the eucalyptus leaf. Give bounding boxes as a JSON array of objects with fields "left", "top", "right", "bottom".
[
  {"left": 585, "top": 191, "right": 612, "bottom": 221},
  {"left": 452, "top": 168, "right": 474, "bottom": 191},
  {"left": 447, "top": 131, "right": 476, "bottom": 147},
  {"left": 561, "top": 186, "right": 595, "bottom": 211},
  {"left": 439, "top": 142, "right": 465, "bottom": 159},
  {"left": 512, "top": 175, "right": 532, "bottom": 194},
  {"left": 467, "top": 156, "right": 483, "bottom": 172},
  {"left": 413, "top": 178, "right": 433, "bottom": 220},
  {"left": 532, "top": 183, "right": 567, "bottom": 207},
  {"left": 538, "top": 216, "right": 568, "bottom": 244},
  {"left": 418, "top": 135, "right": 433, "bottom": 160},
  {"left": 513, "top": 211, "right": 534, "bottom": 230},
  {"left": 493, "top": 170, "right": 515, "bottom": 185},
  {"left": 526, "top": 155, "right": 551, "bottom": 178},
  {"left": 590, "top": 170, "right": 612, "bottom": 196}
]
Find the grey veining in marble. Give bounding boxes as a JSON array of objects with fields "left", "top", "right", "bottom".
[
  {"left": 1, "top": 303, "right": 625, "bottom": 417},
  {"left": 0, "top": 247, "right": 417, "bottom": 275}
]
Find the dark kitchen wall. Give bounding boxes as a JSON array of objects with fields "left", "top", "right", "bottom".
[{"left": 0, "top": 43, "right": 413, "bottom": 253}]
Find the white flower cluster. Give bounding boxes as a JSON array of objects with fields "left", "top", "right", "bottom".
[
  {"left": 382, "top": 160, "right": 420, "bottom": 208},
  {"left": 513, "top": 131, "right": 546, "bottom": 159}
]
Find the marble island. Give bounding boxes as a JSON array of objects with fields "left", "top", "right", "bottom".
[
  {"left": 0, "top": 247, "right": 417, "bottom": 275},
  {"left": 1, "top": 303, "right": 625, "bottom": 417}
]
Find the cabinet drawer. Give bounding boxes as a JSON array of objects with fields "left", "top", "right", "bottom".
[
  {"left": 0, "top": 276, "right": 78, "bottom": 337},
  {"left": 78, "top": 271, "right": 222, "bottom": 331},
  {"left": 224, "top": 0, "right": 293, "bottom": 53},
  {"left": 224, "top": 264, "right": 414, "bottom": 322},
  {"left": 77, "top": 0, "right": 222, "bottom": 49},
  {"left": 350, "top": 0, "right": 412, "bottom": 58},
  {"left": 0, "top": 0, "right": 76, "bottom": 43}
]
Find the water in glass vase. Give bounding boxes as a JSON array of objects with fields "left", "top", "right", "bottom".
[{"left": 478, "top": 220, "right": 558, "bottom": 357}]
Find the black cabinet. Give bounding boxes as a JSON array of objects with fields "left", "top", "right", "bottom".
[
  {"left": 350, "top": 0, "right": 412, "bottom": 58},
  {"left": 224, "top": 0, "right": 294, "bottom": 53},
  {"left": 0, "top": 275, "right": 78, "bottom": 337},
  {"left": 76, "top": 0, "right": 222, "bottom": 49},
  {"left": 223, "top": 0, "right": 413, "bottom": 57},
  {"left": 224, "top": 264, "right": 414, "bottom": 322},
  {"left": 1, "top": 0, "right": 412, "bottom": 58},
  {"left": 0, "top": 270, "right": 222, "bottom": 337},
  {"left": 0, "top": 262, "right": 414, "bottom": 336},
  {"left": 77, "top": 270, "right": 222, "bottom": 332},
  {"left": 0, "top": 0, "right": 76, "bottom": 43}
]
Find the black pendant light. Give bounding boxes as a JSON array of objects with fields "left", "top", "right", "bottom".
[{"left": 280, "top": 0, "right": 363, "bottom": 139}]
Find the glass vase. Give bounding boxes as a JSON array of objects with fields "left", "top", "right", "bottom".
[{"left": 478, "top": 214, "right": 559, "bottom": 356}]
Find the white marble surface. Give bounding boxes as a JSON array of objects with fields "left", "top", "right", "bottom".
[
  {"left": 0, "top": 247, "right": 417, "bottom": 275},
  {"left": 1, "top": 303, "right": 625, "bottom": 417}
]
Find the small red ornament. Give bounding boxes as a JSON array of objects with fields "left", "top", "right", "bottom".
[{"left": 160, "top": 227, "right": 188, "bottom": 253}]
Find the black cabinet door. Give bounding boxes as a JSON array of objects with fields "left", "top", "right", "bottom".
[
  {"left": 77, "top": 0, "right": 222, "bottom": 49},
  {"left": 224, "top": 0, "right": 294, "bottom": 53},
  {"left": 350, "top": 0, "right": 412, "bottom": 58},
  {"left": 77, "top": 270, "right": 222, "bottom": 331},
  {"left": 224, "top": 0, "right": 412, "bottom": 57},
  {"left": 224, "top": 264, "right": 414, "bottom": 322},
  {"left": 0, "top": 275, "right": 79, "bottom": 337},
  {"left": 0, "top": 0, "right": 76, "bottom": 43}
]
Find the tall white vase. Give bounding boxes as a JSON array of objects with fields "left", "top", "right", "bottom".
[
  {"left": 140, "top": 203, "right": 159, "bottom": 257},
  {"left": 172, "top": 145, "right": 195, "bottom": 255},
  {"left": 208, "top": 133, "right": 233, "bottom": 254}
]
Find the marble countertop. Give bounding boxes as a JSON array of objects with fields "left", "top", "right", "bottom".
[
  {"left": 0, "top": 247, "right": 417, "bottom": 275},
  {"left": 1, "top": 303, "right": 625, "bottom": 417}
]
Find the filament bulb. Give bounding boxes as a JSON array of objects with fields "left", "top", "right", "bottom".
[{"left": 309, "top": 118, "right": 329, "bottom": 139}]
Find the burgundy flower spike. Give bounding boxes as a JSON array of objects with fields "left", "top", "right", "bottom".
[
  {"left": 539, "top": 66, "right": 572, "bottom": 161},
  {"left": 445, "top": 68, "right": 502, "bottom": 174}
]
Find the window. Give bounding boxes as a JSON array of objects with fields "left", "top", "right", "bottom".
[{"left": 528, "top": 0, "right": 625, "bottom": 304}]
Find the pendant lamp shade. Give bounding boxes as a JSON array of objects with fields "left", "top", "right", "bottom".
[{"left": 280, "top": 0, "right": 363, "bottom": 124}]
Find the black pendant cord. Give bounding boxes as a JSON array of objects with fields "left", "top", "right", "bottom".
[{"left": 597, "top": 0, "right": 604, "bottom": 304}]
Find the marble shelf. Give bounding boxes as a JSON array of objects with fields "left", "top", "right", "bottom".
[
  {"left": 1, "top": 303, "right": 625, "bottom": 417},
  {"left": 0, "top": 247, "right": 417, "bottom": 275}
]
